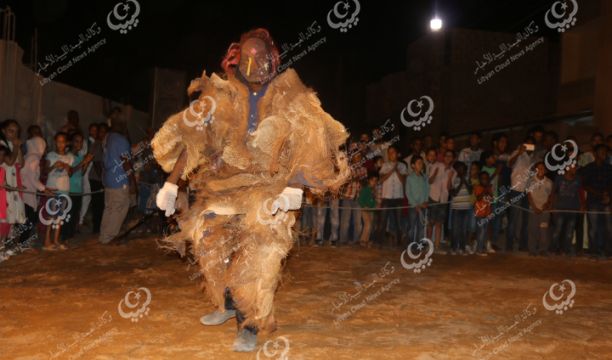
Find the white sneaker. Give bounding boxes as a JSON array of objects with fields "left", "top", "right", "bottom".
[
  {"left": 486, "top": 242, "right": 496, "bottom": 254},
  {"left": 465, "top": 244, "right": 475, "bottom": 255}
]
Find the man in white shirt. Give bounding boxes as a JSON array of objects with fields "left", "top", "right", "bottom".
[
  {"left": 428, "top": 149, "right": 456, "bottom": 253},
  {"left": 376, "top": 146, "right": 407, "bottom": 247},
  {"left": 506, "top": 138, "right": 535, "bottom": 251}
]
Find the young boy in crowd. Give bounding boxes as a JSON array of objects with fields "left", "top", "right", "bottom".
[
  {"left": 377, "top": 146, "right": 407, "bottom": 247},
  {"left": 450, "top": 161, "right": 472, "bottom": 255},
  {"left": 473, "top": 171, "right": 493, "bottom": 256},
  {"left": 480, "top": 151, "right": 500, "bottom": 253},
  {"left": 551, "top": 165, "right": 583, "bottom": 255},
  {"left": 425, "top": 148, "right": 438, "bottom": 177},
  {"left": 358, "top": 174, "right": 378, "bottom": 247},
  {"left": 428, "top": 149, "right": 455, "bottom": 254},
  {"left": 65, "top": 133, "right": 93, "bottom": 240},
  {"left": 406, "top": 156, "right": 429, "bottom": 244},
  {"left": 527, "top": 162, "right": 553, "bottom": 256}
]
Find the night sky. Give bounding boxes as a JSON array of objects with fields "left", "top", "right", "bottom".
[{"left": 4, "top": 0, "right": 554, "bottom": 128}]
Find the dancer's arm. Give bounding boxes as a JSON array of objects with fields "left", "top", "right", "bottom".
[{"left": 166, "top": 150, "right": 187, "bottom": 185}]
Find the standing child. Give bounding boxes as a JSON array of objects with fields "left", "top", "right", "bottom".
[
  {"left": 64, "top": 133, "right": 93, "bottom": 240},
  {"left": 43, "top": 132, "right": 74, "bottom": 251},
  {"left": 527, "top": 162, "right": 553, "bottom": 256},
  {"left": 450, "top": 161, "right": 472, "bottom": 255},
  {"left": 358, "top": 174, "right": 378, "bottom": 247},
  {"left": 466, "top": 162, "right": 481, "bottom": 253},
  {"left": 405, "top": 156, "right": 429, "bottom": 244},
  {"left": 473, "top": 171, "right": 493, "bottom": 256},
  {"left": 481, "top": 151, "right": 500, "bottom": 253},
  {"left": 0, "top": 147, "right": 26, "bottom": 242},
  {"left": 0, "top": 147, "right": 9, "bottom": 247}
]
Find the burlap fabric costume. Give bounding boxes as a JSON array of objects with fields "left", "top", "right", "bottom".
[{"left": 152, "top": 67, "right": 349, "bottom": 333}]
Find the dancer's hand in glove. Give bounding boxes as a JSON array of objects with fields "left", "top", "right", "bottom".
[
  {"left": 271, "top": 187, "right": 303, "bottom": 214},
  {"left": 156, "top": 182, "right": 179, "bottom": 216}
]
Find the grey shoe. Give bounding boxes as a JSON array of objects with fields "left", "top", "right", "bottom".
[
  {"left": 199, "top": 310, "right": 236, "bottom": 325},
  {"left": 232, "top": 328, "right": 257, "bottom": 352}
]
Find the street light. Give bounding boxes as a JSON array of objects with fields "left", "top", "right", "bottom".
[{"left": 430, "top": 17, "right": 443, "bottom": 31}]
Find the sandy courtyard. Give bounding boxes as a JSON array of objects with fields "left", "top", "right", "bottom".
[{"left": 1, "top": 234, "right": 611, "bottom": 360}]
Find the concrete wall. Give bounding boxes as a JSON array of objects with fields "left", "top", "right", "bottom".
[{"left": 0, "top": 39, "right": 150, "bottom": 144}]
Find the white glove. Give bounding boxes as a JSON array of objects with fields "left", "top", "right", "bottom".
[
  {"left": 271, "top": 187, "right": 303, "bottom": 214},
  {"left": 156, "top": 182, "right": 178, "bottom": 217}
]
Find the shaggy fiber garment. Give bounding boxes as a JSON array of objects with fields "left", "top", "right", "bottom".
[{"left": 152, "top": 68, "right": 349, "bottom": 332}]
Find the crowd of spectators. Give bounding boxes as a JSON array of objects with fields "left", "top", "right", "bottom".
[
  {"left": 1, "top": 113, "right": 610, "bottom": 261},
  {"left": 0, "top": 110, "right": 164, "bottom": 259},
  {"left": 299, "top": 127, "right": 612, "bottom": 259}
]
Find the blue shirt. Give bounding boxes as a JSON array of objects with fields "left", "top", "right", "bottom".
[
  {"left": 406, "top": 173, "right": 430, "bottom": 206},
  {"left": 103, "top": 132, "right": 131, "bottom": 189},
  {"left": 69, "top": 153, "right": 84, "bottom": 193},
  {"left": 237, "top": 71, "right": 270, "bottom": 134}
]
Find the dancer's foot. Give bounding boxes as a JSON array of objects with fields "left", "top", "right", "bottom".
[
  {"left": 199, "top": 310, "right": 236, "bottom": 325},
  {"left": 232, "top": 328, "right": 257, "bottom": 352}
]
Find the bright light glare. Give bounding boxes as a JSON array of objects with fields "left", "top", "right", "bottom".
[{"left": 430, "top": 17, "right": 443, "bottom": 31}]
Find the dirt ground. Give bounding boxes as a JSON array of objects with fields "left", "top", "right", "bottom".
[{"left": 1, "top": 234, "right": 611, "bottom": 360}]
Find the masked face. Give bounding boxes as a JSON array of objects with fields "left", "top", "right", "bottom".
[{"left": 238, "top": 38, "right": 273, "bottom": 84}]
